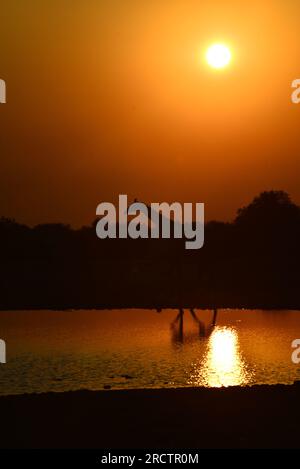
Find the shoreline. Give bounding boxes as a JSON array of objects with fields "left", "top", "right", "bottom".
[
  {"left": 1, "top": 305, "right": 300, "bottom": 311},
  {"left": 1, "top": 383, "right": 300, "bottom": 448}
]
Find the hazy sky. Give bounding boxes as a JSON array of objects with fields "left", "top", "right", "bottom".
[{"left": 1, "top": 0, "right": 300, "bottom": 226}]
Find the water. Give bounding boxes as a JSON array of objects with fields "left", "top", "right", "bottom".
[{"left": 0, "top": 309, "right": 299, "bottom": 395}]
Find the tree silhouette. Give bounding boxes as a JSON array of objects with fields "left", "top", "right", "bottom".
[
  {"left": 0, "top": 191, "right": 299, "bottom": 309},
  {"left": 235, "top": 190, "right": 300, "bottom": 227}
]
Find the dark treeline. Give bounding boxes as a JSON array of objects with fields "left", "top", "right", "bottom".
[{"left": 1, "top": 190, "right": 300, "bottom": 310}]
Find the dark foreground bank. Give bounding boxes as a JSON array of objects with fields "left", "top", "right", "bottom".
[{"left": 0, "top": 383, "right": 300, "bottom": 449}]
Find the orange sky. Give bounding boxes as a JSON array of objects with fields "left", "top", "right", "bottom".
[{"left": 1, "top": 0, "right": 300, "bottom": 226}]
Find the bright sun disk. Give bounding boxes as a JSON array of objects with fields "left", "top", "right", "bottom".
[{"left": 206, "top": 43, "right": 231, "bottom": 69}]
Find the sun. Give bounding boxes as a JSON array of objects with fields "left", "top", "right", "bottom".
[{"left": 206, "top": 43, "right": 231, "bottom": 69}]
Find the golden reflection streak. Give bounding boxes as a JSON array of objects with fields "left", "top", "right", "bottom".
[{"left": 189, "top": 326, "right": 250, "bottom": 387}]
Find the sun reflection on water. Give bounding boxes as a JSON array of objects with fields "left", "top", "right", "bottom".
[{"left": 189, "top": 326, "right": 250, "bottom": 387}]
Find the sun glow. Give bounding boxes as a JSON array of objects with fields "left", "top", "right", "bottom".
[{"left": 206, "top": 43, "right": 232, "bottom": 69}]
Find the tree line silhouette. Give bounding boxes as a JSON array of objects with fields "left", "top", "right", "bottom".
[{"left": 1, "top": 190, "right": 299, "bottom": 309}]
